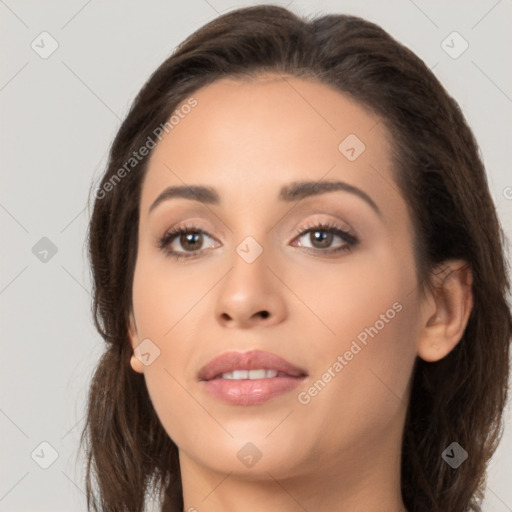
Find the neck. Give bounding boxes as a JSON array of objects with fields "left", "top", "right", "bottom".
[{"left": 179, "top": 421, "right": 408, "bottom": 512}]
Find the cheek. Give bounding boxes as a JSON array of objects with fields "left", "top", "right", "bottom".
[
  {"left": 295, "top": 247, "right": 418, "bottom": 422},
  {"left": 130, "top": 258, "right": 216, "bottom": 444},
  {"left": 293, "top": 299, "right": 417, "bottom": 466},
  {"left": 293, "top": 241, "right": 414, "bottom": 350},
  {"left": 131, "top": 252, "right": 215, "bottom": 342}
]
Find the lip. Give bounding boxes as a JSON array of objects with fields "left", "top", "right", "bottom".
[
  {"left": 198, "top": 349, "right": 308, "bottom": 406},
  {"left": 198, "top": 349, "right": 307, "bottom": 381}
]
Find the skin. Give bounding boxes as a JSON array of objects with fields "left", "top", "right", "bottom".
[{"left": 127, "top": 73, "right": 473, "bottom": 512}]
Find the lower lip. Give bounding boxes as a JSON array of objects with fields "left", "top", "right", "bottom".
[{"left": 201, "top": 376, "right": 306, "bottom": 405}]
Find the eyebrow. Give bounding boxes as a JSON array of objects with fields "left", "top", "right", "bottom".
[{"left": 148, "top": 180, "right": 381, "bottom": 217}]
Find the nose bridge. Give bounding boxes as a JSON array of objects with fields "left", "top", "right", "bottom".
[
  {"left": 227, "top": 196, "right": 273, "bottom": 266},
  {"left": 227, "top": 231, "right": 271, "bottom": 296},
  {"left": 228, "top": 194, "right": 295, "bottom": 287},
  {"left": 213, "top": 222, "right": 287, "bottom": 327}
]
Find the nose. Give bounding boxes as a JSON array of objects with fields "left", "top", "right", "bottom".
[
  {"left": 214, "top": 250, "right": 287, "bottom": 329},
  {"left": 220, "top": 308, "right": 270, "bottom": 324}
]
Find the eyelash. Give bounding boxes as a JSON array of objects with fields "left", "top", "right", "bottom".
[{"left": 157, "top": 220, "right": 358, "bottom": 260}]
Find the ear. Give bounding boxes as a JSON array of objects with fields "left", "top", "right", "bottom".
[
  {"left": 417, "top": 260, "right": 473, "bottom": 362},
  {"left": 128, "top": 311, "right": 145, "bottom": 374}
]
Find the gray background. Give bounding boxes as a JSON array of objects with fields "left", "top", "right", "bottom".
[{"left": 1, "top": 0, "right": 511, "bottom": 510}]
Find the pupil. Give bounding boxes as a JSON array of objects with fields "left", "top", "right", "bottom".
[
  {"left": 312, "top": 231, "right": 331, "bottom": 248},
  {"left": 182, "top": 232, "right": 202, "bottom": 250}
]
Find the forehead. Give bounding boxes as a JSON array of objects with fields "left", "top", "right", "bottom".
[{"left": 140, "top": 73, "right": 396, "bottom": 213}]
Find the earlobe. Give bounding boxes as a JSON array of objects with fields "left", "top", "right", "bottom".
[
  {"left": 130, "top": 354, "right": 145, "bottom": 374},
  {"left": 417, "top": 260, "right": 473, "bottom": 363},
  {"left": 128, "top": 312, "right": 145, "bottom": 374}
]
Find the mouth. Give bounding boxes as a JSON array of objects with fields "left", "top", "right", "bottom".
[
  {"left": 210, "top": 369, "right": 295, "bottom": 380},
  {"left": 198, "top": 349, "right": 308, "bottom": 406},
  {"left": 198, "top": 349, "right": 308, "bottom": 381}
]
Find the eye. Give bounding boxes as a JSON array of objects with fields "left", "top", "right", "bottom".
[
  {"left": 157, "top": 220, "right": 358, "bottom": 260},
  {"left": 291, "top": 220, "right": 358, "bottom": 255},
  {"left": 158, "top": 223, "right": 218, "bottom": 260}
]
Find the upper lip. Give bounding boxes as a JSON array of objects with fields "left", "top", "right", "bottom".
[{"left": 198, "top": 349, "right": 308, "bottom": 381}]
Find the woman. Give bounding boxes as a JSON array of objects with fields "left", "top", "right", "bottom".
[{"left": 80, "top": 5, "right": 512, "bottom": 512}]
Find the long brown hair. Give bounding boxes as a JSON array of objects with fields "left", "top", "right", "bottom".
[{"left": 80, "top": 5, "right": 512, "bottom": 511}]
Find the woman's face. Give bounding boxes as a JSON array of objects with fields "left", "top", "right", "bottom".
[{"left": 128, "top": 74, "right": 424, "bottom": 482}]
